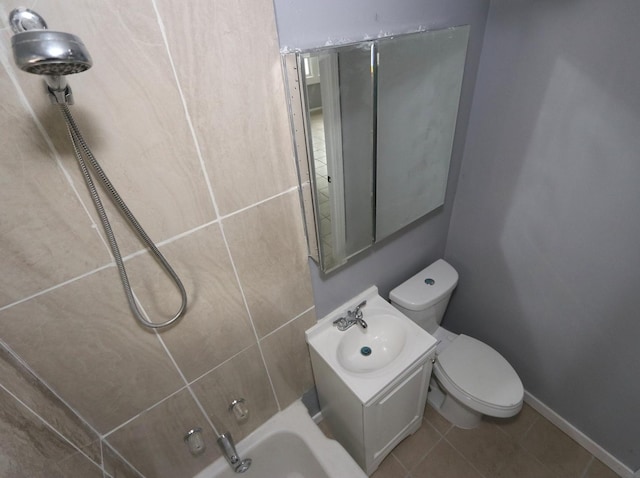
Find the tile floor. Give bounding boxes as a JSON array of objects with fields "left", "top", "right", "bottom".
[{"left": 320, "top": 403, "right": 621, "bottom": 478}]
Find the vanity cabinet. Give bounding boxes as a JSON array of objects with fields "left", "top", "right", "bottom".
[
  {"left": 310, "top": 349, "right": 434, "bottom": 476},
  {"left": 305, "top": 287, "right": 438, "bottom": 476}
]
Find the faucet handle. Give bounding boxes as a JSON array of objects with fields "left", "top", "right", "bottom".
[{"left": 352, "top": 300, "right": 367, "bottom": 319}]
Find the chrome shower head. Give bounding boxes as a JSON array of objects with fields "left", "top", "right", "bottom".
[{"left": 9, "top": 8, "right": 92, "bottom": 104}]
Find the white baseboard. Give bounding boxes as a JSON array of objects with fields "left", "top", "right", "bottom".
[
  {"left": 524, "top": 391, "right": 635, "bottom": 478},
  {"left": 311, "top": 410, "right": 324, "bottom": 424}
]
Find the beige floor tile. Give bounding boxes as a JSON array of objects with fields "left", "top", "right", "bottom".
[
  {"left": 520, "top": 416, "right": 593, "bottom": 477},
  {"left": 423, "top": 404, "right": 453, "bottom": 436},
  {"left": 411, "top": 440, "right": 483, "bottom": 478},
  {"left": 494, "top": 447, "right": 556, "bottom": 478},
  {"left": 392, "top": 421, "right": 442, "bottom": 471},
  {"left": 584, "top": 457, "right": 623, "bottom": 478},
  {"left": 445, "top": 420, "right": 519, "bottom": 476},
  {"left": 372, "top": 453, "right": 408, "bottom": 478},
  {"left": 486, "top": 402, "right": 540, "bottom": 441}
]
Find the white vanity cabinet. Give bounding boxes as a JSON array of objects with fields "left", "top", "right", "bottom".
[
  {"left": 309, "top": 348, "right": 434, "bottom": 476},
  {"left": 364, "top": 359, "right": 433, "bottom": 470},
  {"left": 305, "top": 287, "right": 438, "bottom": 476}
]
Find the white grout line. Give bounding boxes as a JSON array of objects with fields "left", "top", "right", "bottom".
[
  {"left": 153, "top": 329, "right": 222, "bottom": 437},
  {"left": 0, "top": 185, "right": 298, "bottom": 314},
  {"left": 100, "top": 439, "right": 147, "bottom": 478},
  {"left": 186, "top": 343, "right": 257, "bottom": 388},
  {"left": 150, "top": 0, "right": 221, "bottom": 221},
  {"left": 0, "top": 263, "right": 114, "bottom": 313},
  {"left": 214, "top": 221, "right": 283, "bottom": 411},
  {"left": 216, "top": 186, "right": 300, "bottom": 223},
  {"left": 0, "top": 338, "right": 103, "bottom": 439},
  {"left": 260, "top": 305, "right": 315, "bottom": 340},
  {"left": 0, "top": 381, "right": 103, "bottom": 471},
  {"left": 0, "top": 40, "right": 112, "bottom": 257}
]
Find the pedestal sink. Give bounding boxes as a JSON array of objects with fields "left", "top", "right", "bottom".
[{"left": 305, "top": 286, "right": 437, "bottom": 475}]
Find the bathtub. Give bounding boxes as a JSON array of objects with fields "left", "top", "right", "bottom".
[{"left": 194, "top": 400, "right": 366, "bottom": 478}]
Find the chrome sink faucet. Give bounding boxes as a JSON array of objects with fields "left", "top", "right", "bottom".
[{"left": 333, "top": 300, "right": 368, "bottom": 331}]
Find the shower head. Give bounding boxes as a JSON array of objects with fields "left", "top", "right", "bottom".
[
  {"left": 9, "top": 8, "right": 92, "bottom": 104},
  {"left": 11, "top": 30, "right": 93, "bottom": 75}
]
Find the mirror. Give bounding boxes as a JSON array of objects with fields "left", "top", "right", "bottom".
[{"left": 285, "top": 25, "right": 470, "bottom": 272}]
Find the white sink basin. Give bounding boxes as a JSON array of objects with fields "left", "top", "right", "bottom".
[
  {"left": 337, "top": 313, "right": 406, "bottom": 373},
  {"left": 306, "top": 286, "right": 437, "bottom": 404}
]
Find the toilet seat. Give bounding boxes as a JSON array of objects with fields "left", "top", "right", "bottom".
[{"left": 433, "top": 334, "right": 523, "bottom": 418}]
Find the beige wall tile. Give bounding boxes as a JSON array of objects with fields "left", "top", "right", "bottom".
[
  {"left": 0, "top": 268, "right": 184, "bottom": 433},
  {"left": 155, "top": 0, "right": 298, "bottom": 215},
  {"left": 54, "top": 450, "right": 104, "bottom": 478},
  {"left": 106, "top": 388, "right": 219, "bottom": 478},
  {"left": 260, "top": 309, "right": 316, "bottom": 408},
  {"left": 223, "top": 191, "right": 313, "bottom": 337},
  {"left": 12, "top": 0, "right": 216, "bottom": 258},
  {"left": 102, "top": 442, "right": 144, "bottom": 478},
  {"left": 0, "top": 0, "right": 314, "bottom": 474},
  {"left": 0, "top": 386, "right": 99, "bottom": 478},
  {"left": 191, "top": 345, "right": 278, "bottom": 442},
  {"left": 0, "top": 57, "right": 110, "bottom": 307},
  {"left": 127, "top": 224, "right": 256, "bottom": 381},
  {"left": 0, "top": 344, "right": 101, "bottom": 463}
]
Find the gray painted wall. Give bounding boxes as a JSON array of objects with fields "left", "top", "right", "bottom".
[
  {"left": 273, "top": 0, "right": 490, "bottom": 317},
  {"left": 444, "top": 0, "right": 640, "bottom": 469}
]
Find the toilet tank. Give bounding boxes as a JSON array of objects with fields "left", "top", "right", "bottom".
[{"left": 389, "top": 259, "right": 459, "bottom": 334}]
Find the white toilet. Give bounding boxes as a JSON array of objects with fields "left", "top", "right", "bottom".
[{"left": 389, "top": 259, "right": 523, "bottom": 429}]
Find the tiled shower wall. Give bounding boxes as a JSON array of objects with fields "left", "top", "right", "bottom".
[{"left": 0, "top": 0, "right": 315, "bottom": 476}]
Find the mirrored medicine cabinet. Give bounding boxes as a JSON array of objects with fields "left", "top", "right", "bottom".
[{"left": 284, "top": 25, "right": 470, "bottom": 272}]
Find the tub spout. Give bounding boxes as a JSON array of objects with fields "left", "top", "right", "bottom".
[{"left": 217, "top": 432, "right": 252, "bottom": 473}]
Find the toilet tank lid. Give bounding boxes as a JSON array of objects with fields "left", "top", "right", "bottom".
[{"left": 389, "top": 259, "right": 459, "bottom": 311}]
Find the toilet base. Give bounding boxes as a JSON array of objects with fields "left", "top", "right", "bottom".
[{"left": 427, "top": 378, "right": 482, "bottom": 429}]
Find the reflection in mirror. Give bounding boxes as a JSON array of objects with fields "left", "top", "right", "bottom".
[
  {"left": 301, "top": 43, "right": 375, "bottom": 270},
  {"left": 288, "top": 25, "right": 470, "bottom": 273},
  {"left": 376, "top": 27, "right": 469, "bottom": 240}
]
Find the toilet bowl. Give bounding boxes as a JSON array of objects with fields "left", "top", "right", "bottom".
[{"left": 389, "top": 259, "right": 524, "bottom": 428}]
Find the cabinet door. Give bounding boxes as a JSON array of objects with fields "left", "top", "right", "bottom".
[{"left": 364, "top": 362, "right": 430, "bottom": 465}]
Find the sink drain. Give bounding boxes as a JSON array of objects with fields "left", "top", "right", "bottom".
[{"left": 360, "top": 346, "right": 372, "bottom": 356}]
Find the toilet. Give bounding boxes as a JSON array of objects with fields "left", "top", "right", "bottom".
[{"left": 389, "top": 259, "right": 523, "bottom": 429}]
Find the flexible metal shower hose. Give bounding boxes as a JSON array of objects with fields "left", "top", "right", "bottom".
[{"left": 59, "top": 104, "right": 187, "bottom": 329}]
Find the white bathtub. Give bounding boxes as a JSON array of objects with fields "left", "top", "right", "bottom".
[{"left": 194, "top": 400, "right": 366, "bottom": 478}]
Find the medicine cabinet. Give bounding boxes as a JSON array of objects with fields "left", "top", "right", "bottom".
[{"left": 284, "top": 25, "right": 470, "bottom": 272}]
